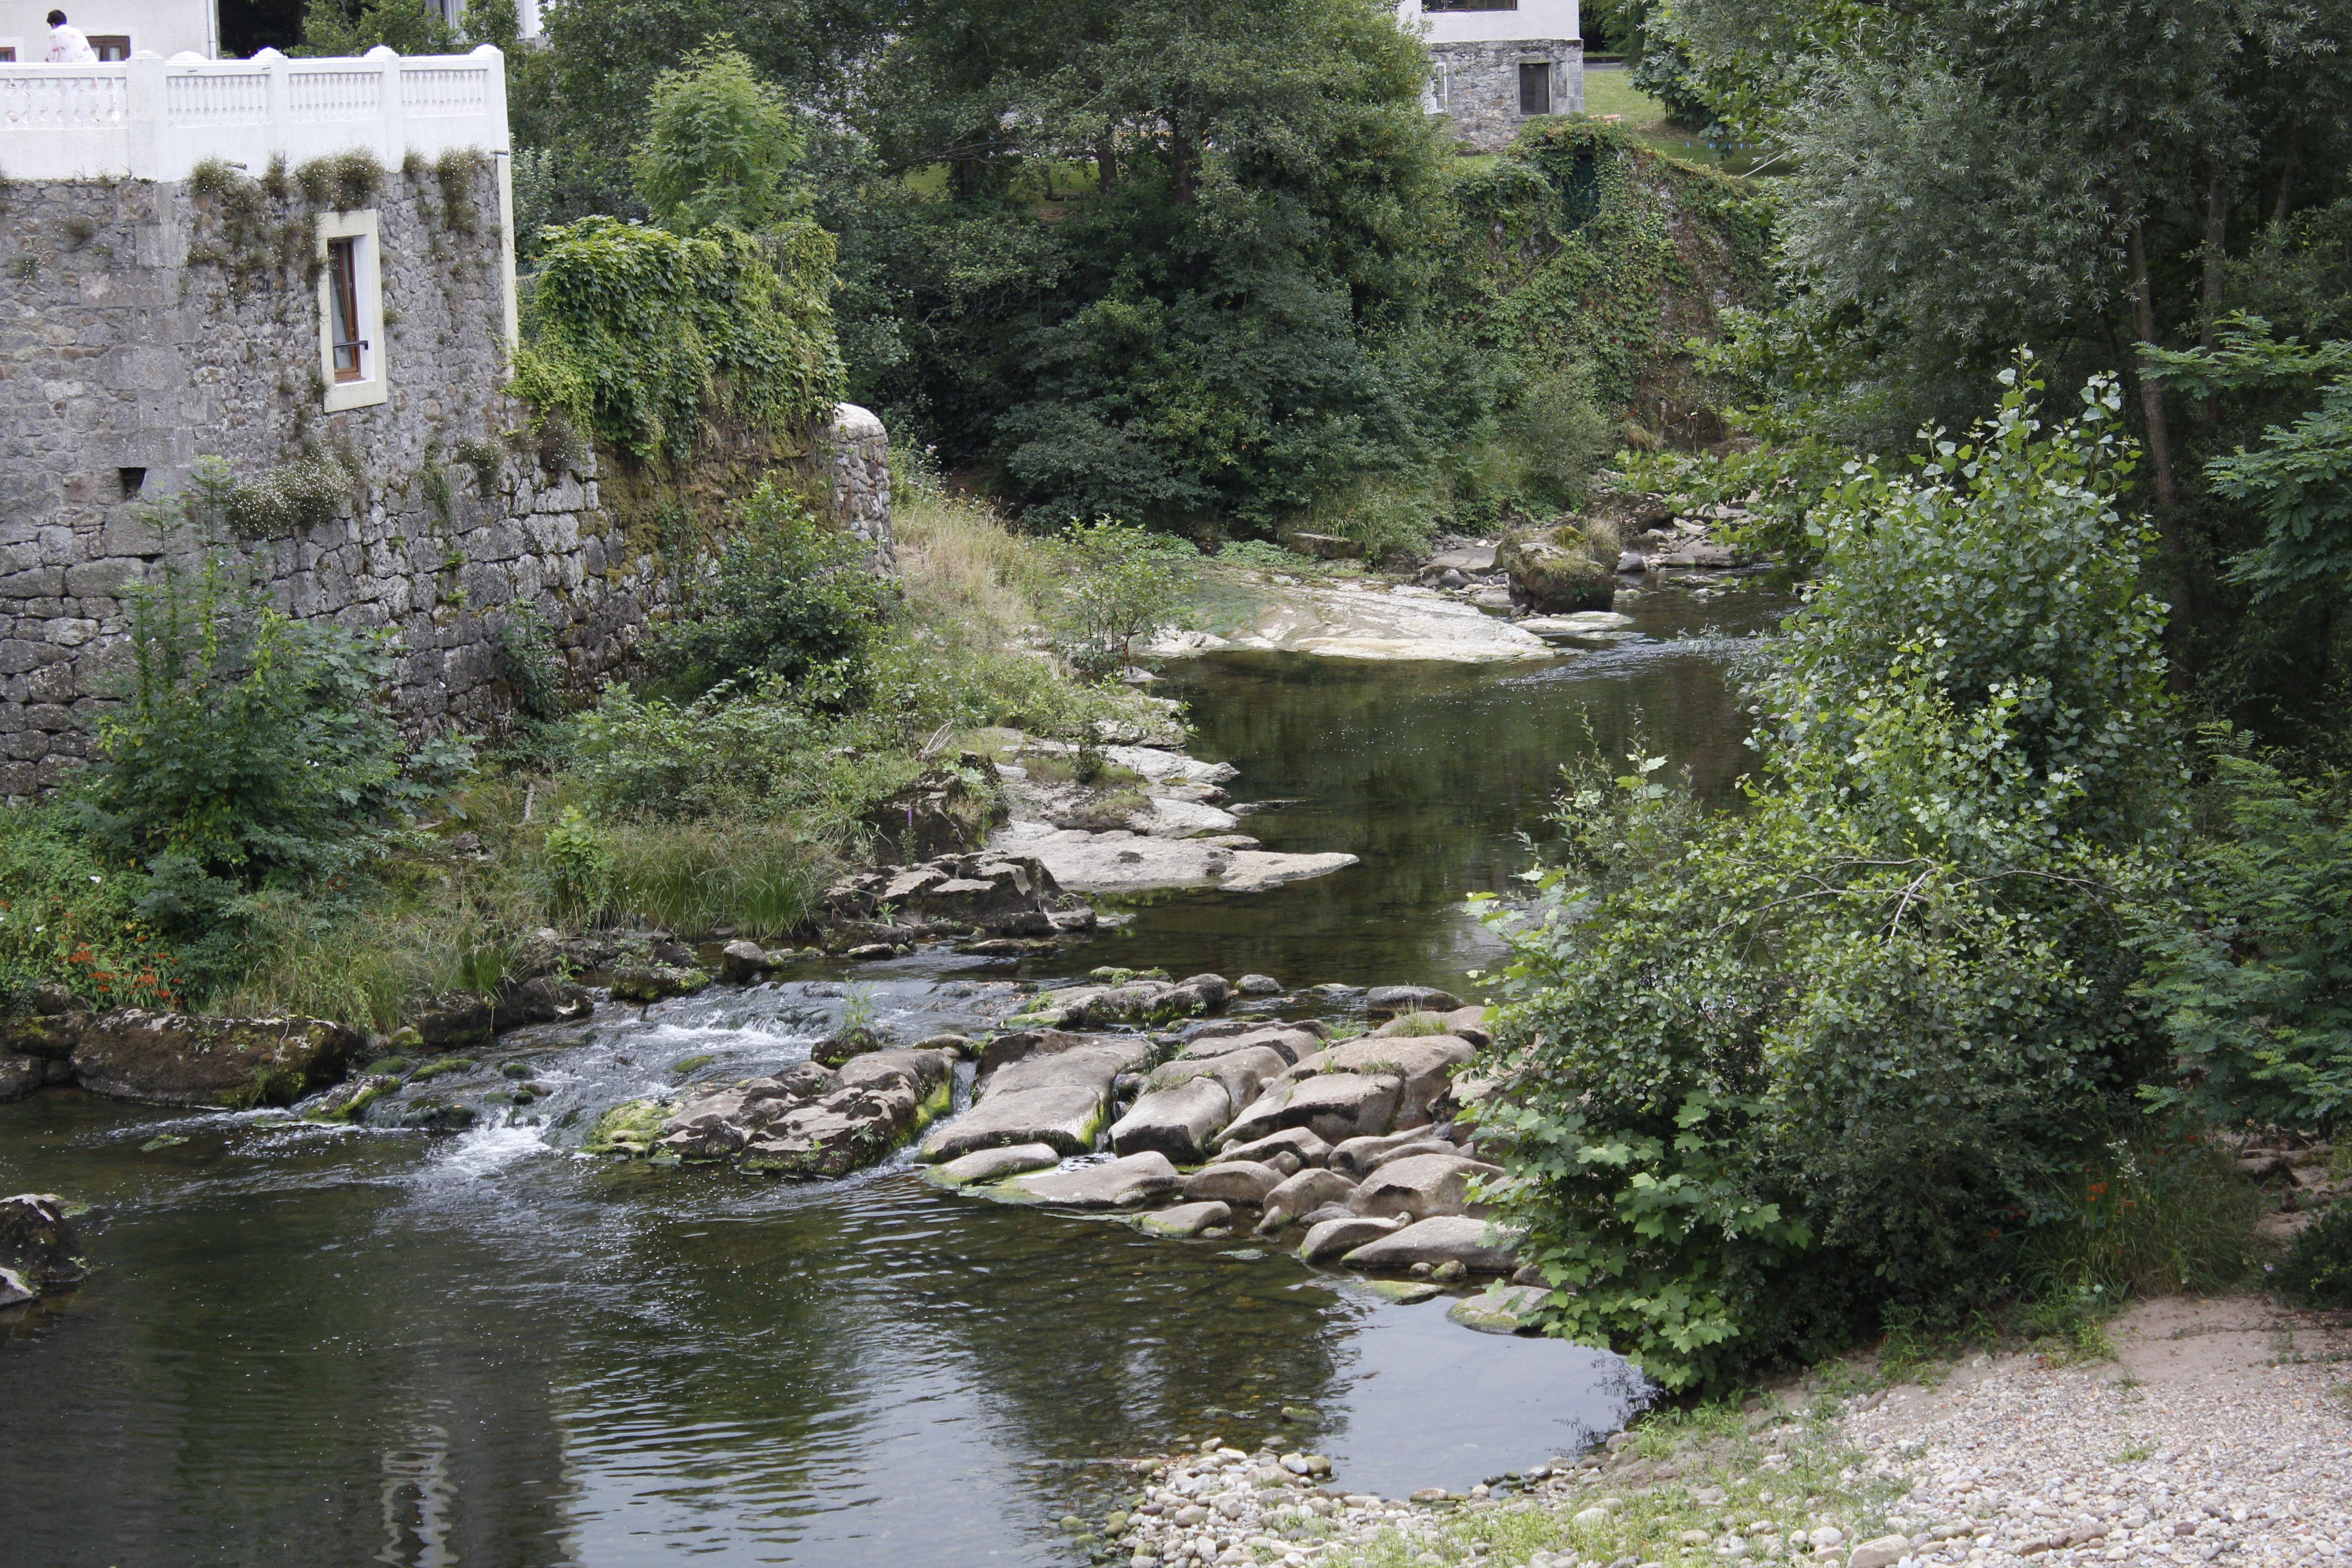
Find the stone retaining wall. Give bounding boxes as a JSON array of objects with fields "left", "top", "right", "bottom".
[{"left": 0, "top": 164, "right": 888, "bottom": 799}]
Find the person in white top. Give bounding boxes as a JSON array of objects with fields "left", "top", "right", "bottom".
[{"left": 46, "top": 10, "right": 98, "bottom": 62}]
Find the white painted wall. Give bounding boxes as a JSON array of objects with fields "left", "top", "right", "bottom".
[
  {"left": 0, "top": 0, "right": 214, "bottom": 61},
  {"left": 1396, "top": 0, "right": 1580, "bottom": 45},
  {"left": 0, "top": 43, "right": 509, "bottom": 179}
]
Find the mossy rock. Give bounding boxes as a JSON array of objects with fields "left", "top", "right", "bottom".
[
  {"left": 1499, "top": 527, "right": 1615, "bottom": 612},
  {"left": 584, "top": 1098, "right": 669, "bottom": 1156},
  {"left": 610, "top": 964, "right": 712, "bottom": 1003}
]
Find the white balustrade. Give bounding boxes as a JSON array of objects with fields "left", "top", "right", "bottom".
[{"left": 0, "top": 44, "right": 509, "bottom": 181}]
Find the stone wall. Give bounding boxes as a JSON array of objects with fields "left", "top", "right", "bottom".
[
  {"left": 0, "top": 162, "right": 887, "bottom": 799},
  {"left": 1430, "top": 41, "right": 1585, "bottom": 151}
]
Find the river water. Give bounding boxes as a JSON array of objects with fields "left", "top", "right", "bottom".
[{"left": 0, "top": 585, "right": 1779, "bottom": 1568}]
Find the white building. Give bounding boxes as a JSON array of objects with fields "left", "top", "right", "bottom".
[
  {"left": 1, "top": 0, "right": 216, "bottom": 62},
  {"left": 1400, "top": 0, "right": 1583, "bottom": 151}
]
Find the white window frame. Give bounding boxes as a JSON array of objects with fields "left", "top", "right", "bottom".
[{"left": 316, "top": 208, "right": 388, "bottom": 412}]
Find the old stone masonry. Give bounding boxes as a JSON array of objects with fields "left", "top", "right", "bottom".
[{"left": 0, "top": 158, "right": 889, "bottom": 798}]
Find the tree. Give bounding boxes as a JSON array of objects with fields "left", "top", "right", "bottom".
[
  {"left": 1047, "top": 519, "right": 1190, "bottom": 678},
  {"left": 1480, "top": 368, "right": 2183, "bottom": 1389},
  {"left": 631, "top": 42, "right": 809, "bottom": 235}
]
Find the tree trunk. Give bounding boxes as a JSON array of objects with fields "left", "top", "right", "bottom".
[
  {"left": 2126, "top": 217, "right": 2179, "bottom": 510},
  {"left": 2201, "top": 171, "right": 2227, "bottom": 427},
  {"left": 1096, "top": 135, "right": 1117, "bottom": 192},
  {"left": 2273, "top": 136, "right": 2298, "bottom": 226}
]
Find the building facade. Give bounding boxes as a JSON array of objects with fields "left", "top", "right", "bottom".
[
  {"left": 0, "top": 44, "right": 886, "bottom": 795},
  {"left": 1401, "top": 0, "right": 1583, "bottom": 151}
]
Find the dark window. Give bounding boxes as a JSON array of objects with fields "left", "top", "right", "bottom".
[
  {"left": 1519, "top": 61, "right": 1553, "bottom": 116},
  {"left": 0, "top": 47, "right": 16, "bottom": 62},
  {"left": 118, "top": 467, "right": 146, "bottom": 500},
  {"left": 88, "top": 34, "right": 131, "bottom": 59},
  {"left": 1425, "top": 0, "right": 1518, "bottom": 9},
  {"left": 327, "top": 237, "right": 366, "bottom": 383}
]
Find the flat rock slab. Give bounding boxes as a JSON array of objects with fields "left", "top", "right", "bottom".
[
  {"left": 1307, "top": 1034, "right": 1478, "bottom": 1127},
  {"left": 1340, "top": 1215, "right": 1519, "bottom": 1274},
  {"left": 1109, "top": 1077, "right": 1233, "bottom": 1164},
  {"left": 1298, "top": 1213, "right": 1399, "bottom": 1264},
  {"left": 1262, "top": 1167, "right": 1357, "bottom": 1225},
  {"left": 995, "top": 1152, "right": 1181, "bottom": 1209},
  {"left": 1138, "top": 1200, "right": 1232, "bottom": 1238},
  {"left": 1519, "top": 611, "right": 1633, "bottom": 636},
  {"left": 1214, "top": 1127, "right": 1333, "bottom": 1168},
  {"left": 1364, "top": 1279, "right": 1444, "bottom": 1304},
  {"left": 923, "top": 1035, "right": 1152, "bottom": 1161},
  {"left": 1153, "top": 583, "right": 1561, "bottom": 664},
  {"left": 1447, "top": 1283, "right": 1552, "bottom": 1335},
  {"left": 992, "top": 823, "right": 1357, "bottom": 894},
  {"left": 71, "top": 1010, "right": 361, "bottom": 1109},
  {"left": 924, "top": 1142, "right": 1063, "bottom": 1187},
  {"left": 1219, "top": 1071, "right": 1402, "bottom": 1150}
]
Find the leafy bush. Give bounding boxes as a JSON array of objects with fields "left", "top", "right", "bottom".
[
  {"left": 631, "top": 41, "right": 807, "bottom": 235},
  {"left": 73, "top": 461, "right": 461, "bottom": 983},
  {"left": 2273, "top": 1200, "right": 2352, "bottom": 1307},
  {"left": 510, "top": 216, "right": 843, "bottom": 466},
  {"left": 1046, "top": 519, "right": 1192, "bottom": 680},
  {"left": 570, "top": 678, "right": 827, "bottom": 819},
  {"left": 2133, "top": 732, "right": 2352, "bottom": 1135},
  {"left": 1479, "top": 368, "right": 2181, "bottom": 1391},
  {"left": 646, "top": 482, "right": 893, "bottom": 701}
]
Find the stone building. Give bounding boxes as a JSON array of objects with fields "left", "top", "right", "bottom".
[
  {"left": 0, "top": 44, "right": 888, "bottom": 798},
  {"left": 1401, "top": 0, "right": 1584, "bottom": 151}
]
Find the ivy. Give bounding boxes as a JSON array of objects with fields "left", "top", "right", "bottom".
[
  {"left": 509, "top": 216, "right": 845, "bottom": 468},
  {"left": 1446, "top": 119, "right": 1774, "bottom": 407}
]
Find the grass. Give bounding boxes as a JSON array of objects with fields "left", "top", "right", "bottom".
[
  {"left": 1340, "top": 1395, "right": 1908, "bottom": 1568},
  {"left": 1573, "top": 72, "right": 1777, "bottom": 176},
  {"left": 187, "top": 478, "right": 1176, "bottom": 1033}
]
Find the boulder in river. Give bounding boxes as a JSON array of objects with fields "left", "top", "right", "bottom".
[
  {"left": 1330, "top": 1126, "right": 1465, "bottom": 1178},
  {"left": 1446, "top": 1283, "right": 1551, "bottom": 1335},
  {"left": 645, "top": 1048, "right": 960, "bottom": 1177},
  {"left": 820, "top": 851, "right": 1086, "bottom": 942},
  {"left": 1180, "top": 1161, "right": 1285, "bottom": 1207},
  {"left": 1259, "top": 1168, "right": 1358, "bottom": 1229},
  {"left": 1212, "top": 1127, "right": 1333, "bottom": 1169},
  {"left": 1235, "top": 974, "right": 1283, "bottom": 995},
  {"left": 1109, "top": 1077, "right": 1234, "bottom": 1165},
  {"left": 1179, "top": 1024, "right": 1318, "bottom": 1067},
  {"left": 490, "top": 975, "right": 595, "bottom": 1032},
  {"left": 1362, "top": 985, "right": 1461, "bottom": 1018},
  {"left": 1349, "top": 1152, "right": 1498, "bottom": 1224},
  {"left": 407, "top": 990, "right": 494, "bottom": 1051},
  {"left": 1139, "top": 1200, "right": 1232, "bottom": 1238},
  {"left": 0, "top": 1193, "right": 83, "bottom": 1289},
  {"left": 920, "top": 1031, "right": 1154, "bottom": 1161},
  {"left": 1499, "top": 528, "right": 1616, "bottom": 613},
  {"left": 1339, "top": 1215, "right": 1519, "bottom": 1274},
  {"left": 1216, "top": 1070, "right": 1402, "bottom": 1150},
  {"left": 0, "top": 1054, "right": 41, "bottom": 1103},
  {"left": 609, "top": 964, "right": 713, "bottom": 1003},
  {"left": 71, "top": 1011, "right": 361, "bottom": 1109},
  {"left": 1308, "top": 1034, "right": 1478, "bottom": 1129},
  {"left": 923, "top": 1142, "right": 1063, "bottom": 1188},
  {"left": 995, "top": 1151, "right": 1181, "bottom": 1209},
  {"left": 1298, "top": 1214, "right": 1400, "bottom": 1263}
]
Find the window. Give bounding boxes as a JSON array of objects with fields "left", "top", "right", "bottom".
[
  {"left": 327, "top": 239, "right": 365, "bottom": 383},
  {"left": 314, "top": 210, "right": 387, "bottom": 411},
  {"left": 1424, "top": 1, "right": 1518, "bottom": 9},
  {"left": 118, "top": 467, "right": 146, "bottom": 500},
  {"left": 1518, "top": 61, "right": 1553, "bottom": 116},
  {"left": 88, "top": 34, "right": 130, "bottom": 59},
  {"left": 0, "top": 45, "right": 17, "bottom": 62}
]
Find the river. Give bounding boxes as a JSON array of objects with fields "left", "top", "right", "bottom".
[{"left": 0, "top": 584, "right": 1780, "bottom": 1568}]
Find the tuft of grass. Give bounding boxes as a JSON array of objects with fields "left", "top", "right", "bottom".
[{"left": 1383, "top": 1009, "right": 1456, "bottom": 1038}]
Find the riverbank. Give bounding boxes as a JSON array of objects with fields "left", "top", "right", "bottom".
[{"left": 1086, "top": 1295, "right": 2352, "bottom": 1568}]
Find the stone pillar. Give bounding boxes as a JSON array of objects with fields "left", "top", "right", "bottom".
[{"left": 822, "top": 403, "right": 894, "bottom": 575}]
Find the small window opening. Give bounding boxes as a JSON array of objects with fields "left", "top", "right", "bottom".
[
  {"left": 327, "top": 238, "right": 367, "bottom": 384},
  {"left": 0, "top": 47, "right": 18, "bottom": 62},
  {"left": 118, "top": 466, "right": 146, "bottom": 500},
  {"left": 88, "top": 34, "right": 130, "bottom": 60},
  {"left": 1519, "top": 62, "right": 1553, "bottom": 116}
]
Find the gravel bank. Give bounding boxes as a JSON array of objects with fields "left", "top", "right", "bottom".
[{"left": 1085, "top": 1297, "right": 2349, "bottom": 1568}]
